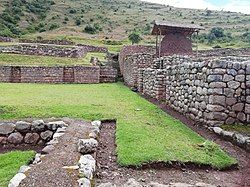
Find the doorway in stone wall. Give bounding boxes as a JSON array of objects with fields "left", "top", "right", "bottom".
[{"left": 10, "top": 66, "right": 21, "bottom": 83}]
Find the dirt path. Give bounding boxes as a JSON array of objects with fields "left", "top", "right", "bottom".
[
  {"left": 19, "top": 119, "right": 92, "bottom": 187},
  {"left": 96, "top": 116, "right": 250, "bottom": 187}
]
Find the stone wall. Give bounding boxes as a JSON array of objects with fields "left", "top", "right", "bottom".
[
  {"left": 123, "top": 53, "right": 155, "bottom": 87},
  {"left": 138, "top": 56, "right": 250, "bottom": 126},
  {"left": 0, "top": 36, "right": 13, "bottom": 42},
  {"left": 99, "top": 66, "right": 117, "bottom": 83},
  {"left": 0, "top": 65, "right": 117, "bottom": 84},
  {"left": 0, "top": 44, "right": 108, "bottom": 58},
  {"left": 119, "top": 45, "right": 155, "bottom": 75},
  {"left": 0, "top": 120, "right": 67, "bottom": 146},
  {"left": 197, "top": 48, "right": 250, "bottom": 58},
  {"left": 19, "top": 39, "right": 75, "bottom": 45}
]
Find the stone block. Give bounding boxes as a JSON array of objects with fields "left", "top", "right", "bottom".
[
  {"left": 226, "top": 98, "right": 237, "bottom": 106},
  {"left": 0, "top": 123, "right": 15, "bottom": 135},
  {"left": 245, "top": 104, "right": 250, "bottom": 114},
  {"left": 31, "top": 120, "right": 45, "bottom": 132},
  {"left": 223, "top": 74, "right": 234, "bottom": 82},
  {"left": 78, "top": 138, "right": 98, "bottom": 154},
  {"left": 232, "top": 103, "right": 244, "bottom": 112},
  {"left": 227, "top": 81, "right": 240, "bottom": 89},
  {"left": 8, "top": 132, "right": 23, "bottom": 144},
  {"left": 15, "top": 121, "right": 31, "bottom": 132},
  {"left": 209, "top": 95, "right": 226, "bottom": 106},
  {"left": 207, "top": 75, "right": 222, "bottom": 82},
  {"left": 24, "top": 133, "right": 40, "bottom": 144}
]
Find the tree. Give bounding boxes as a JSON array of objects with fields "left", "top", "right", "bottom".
[
  {"left": 209, "top": 27, "right": 225, "bottom": 38},
  {"left": 128, "top": 32, "right": 142, "bottom": 44}
]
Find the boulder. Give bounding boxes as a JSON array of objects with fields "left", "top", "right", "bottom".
[
  {"left": 78, "top": 138, "right": 98, "bottom": 154},
  {"left": 31, "top": 120, "right": 45, "bottom": 132},
  {"left": 0, "top": 123, "right": 15, "bottom": 135},
  {"left": 18, "top": 165, "right": 31, "bottom": 173},
  {"left": 24, "top": 133, "right": 40, "bottom": 144},
  {"left": 233, "top": 133, "right": 248, "bottom": 147},
  {"left": 8, "top": 132, "right": 23, "bottom": 144},
  {"left": 213, "top": 127, "right": 223, "bottom": 135},
  {"left": 40, "top": 130, "right": 53, "bottom": 141},
  {"left": 15, "top": 121, "right": 31, "bottom": 132}
]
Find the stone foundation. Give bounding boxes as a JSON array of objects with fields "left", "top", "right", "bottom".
[{"left": 0, "top": 120, "right": 67, "bottom": 146}]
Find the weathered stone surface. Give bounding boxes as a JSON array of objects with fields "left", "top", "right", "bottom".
[
  {"left": 31, "top": 120, "right": 45, "bottom": 132},
  {"left": 78, "top": 138, "right": 98, "bottom": 154},
  {"left": 91, "top": 120, "right": 102, "bottom": 128},
  {"left": 33, "top": 153, "right": 42, "bottom": 164},
  {"left": 47, "top": 121, "right": 68, "bottom": 130},
  {"left": 195, "top": 182, "right": 216, "bottom": 187},
  {"left": 149, "top": 182, "right": 168, "bottom": 187},
  {"left": 221, "top": 130, "right": 234, "bottom": 140},
  {"left": 41, "top": 145, "right": 55, "bottom": 154},
  {"left": 53, "top": 132, "right": 65, "bottom": 138},
  {"left": 235, "top": 75, "right": 245, "bottom": 82},
  {"left": 207, "top": 105, "right": 224, "bottom": 112},
  {"left": 227, "top": 81, "right": 240, "bottom": 89},
  {"left": 89, "top": 132, "right": 97, "bottom": 139},
  {"left": 233, "top": 133, "right": 248, "bottom": 147},
  {"left": 208, "top": 95, "right": 225, "bottom": 106},
  {"left": 8, "top": 132, "right": 23, "bottom": 144},
  {"left": 169, "top": 183, "right": 192, "bottom": 187},
  {"left": 0, "top": 136, "right": 7, "bottom": 144},
  {"left": 223, "top": 74, "right": 234, "bottom": 82},
  {"left": 225, "top": 117, "right": 235, "bottom": 125},
  {"left": 209, "top": 82, "right": 226, "bottom": 88},
  {"left": 79, "top": 154, "right": 96, "bottom": 179},
  {"left": 18, "top": 165, "right": 31, "bottom": 173},
  {"left": 78, "top": 178, "right": 91, "bottom": 187},
  {"left": 0, "top": 123, "right": 15, "bottom": 135},
  {"left": 227, "top": 69, "right": 237, "bottom": 76},
  {"left": 232, "top": 103, "right": 244, "bottom": 112},
  {"left": 245, "top": 104, "right": 250, "bottom": 114},
  {"left": 40, "top": 130, "right": 53, "bottom": 141},
  {"left": 15, "top": 121, "right": 31, "bottom": 132},
  {"left": 24, "top": 133, "right": 40, "bottom": 144},
  {"left": 8, "top": 173, "right": 26, "bottom": 187},
  {"left": 213, "top": 127, "right": 223, "bottom": 135},
  {"left": 226, "top": 98, "right": 237, "bottom": 106},
  {"left": 207, "top": 75, "right": 222, "bottom": 82}
]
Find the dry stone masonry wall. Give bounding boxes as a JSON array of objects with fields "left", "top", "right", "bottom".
[
  {"left": 137, "top": 55, "right": 250, "bottom": 126},
  {"left": 0, "top": 65, "right": 117, "bottom": 84},
  {"left": 0, "top": 120, "right": 67, "bottom": 146}
]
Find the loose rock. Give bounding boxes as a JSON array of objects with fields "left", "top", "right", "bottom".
[{"left": 78, "top": 138, "right": 98, "bottom": 154}]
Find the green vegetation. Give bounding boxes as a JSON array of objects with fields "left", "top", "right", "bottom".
[
  {"left": 0, "top": 0, "right": 249, "bottom": 49},
  {"left": 0, "top": 52, "right": 106, "bottom": 66},
  {"left": 0, "top": 150, "right": 35, "bottom": 186},
  {"left": 128, "top": 32, "right": 142, "bottom": 44},
  {"left": 221, "top": 124, "right": 250, "bottom": 136},
  {"left": 0, "top": 83, "right": 237, "bottom": 169}
]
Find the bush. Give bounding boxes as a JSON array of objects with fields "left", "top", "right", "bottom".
[
  {"left": 69, "top": 9, "right": 77, "bottom": 14},
  {"left": 84, "top": 25, "right": 97, "bottom": 34},
  {"left": 128, "top": 32, "right": 142, "bottom": 44},
  {"left": 49, "top": 23, "right": 59, "bottom": 30},
  {"left": 75, "top": 19, "right": 81, "bottom": 26}
]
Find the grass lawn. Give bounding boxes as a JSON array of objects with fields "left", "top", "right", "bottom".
[
  {"left": 0, "top": 150, "right": 35, "bottom": 187},
  {"left": 0, "top": 52, "right": 106, "bottom": 66},
  {"left": 0, "top": 83, "right": 237, "bottom": 169}
]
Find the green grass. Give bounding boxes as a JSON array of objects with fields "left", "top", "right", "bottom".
[
  {"left": 221, "top": 124, "right": 250, "bottom": 136},
  {"left": 0, "top": 83, "right": 237, "bottom": 169},
  {"left": 0, "top": 52, "right": 106, "bottom": 66},
  {"left": 0, "top": 150, "right": 35, "bottom": 187}
]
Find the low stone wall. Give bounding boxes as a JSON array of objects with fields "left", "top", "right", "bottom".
[
  {"left": 0, "top": 44, "right": 85, "bottom": 58},
  {"left": 0, "top": 120, "right": 67, "bottom": 146},
  {"left": 197, "top": 48, "right": 250, "bottom": 58},
  {"left": 0, "top": 44, "right": 108, "bottom": 58},
  {"left": 19, "top": 39, "right": 75, "bottom": 45},
  {"left": 0, "top": 36, "right": 13, "bottom": 42},
  {"left": 0, "top": 65, "right": 117, "bottom": 84},
  {"left": 138, "top": 56, "right": 250, "bottom": 126}
]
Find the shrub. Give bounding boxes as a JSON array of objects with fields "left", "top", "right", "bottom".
[
  {"left": 128, "top": 32, "right": 142, "bottom": 44},
  {"left": 75, "top": 19, "right": 81, "bottom": 26},
  {"left": 84, "top": 25, "right": 97, "bottom": 34},
  {"left": 49, "top": 23, "right": 59, "bottom": 30}
]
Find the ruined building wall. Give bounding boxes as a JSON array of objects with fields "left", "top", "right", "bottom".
[
  {"left": 0, "top": 65, "right": 117, "bottom": 84},
  {"left": 138, "top": 56, "right": 249, "bottom": 126},
  {"left": 123, "top": 53, "right": 155, "bottom": 87}
]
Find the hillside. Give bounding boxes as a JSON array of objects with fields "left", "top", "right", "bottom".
[{"left": 0, "top": 0, "right": 249, "bottom": 49}]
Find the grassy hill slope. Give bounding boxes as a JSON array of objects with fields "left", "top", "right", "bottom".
[{"left": 0, "top": 0, "right": 249, "bottom": 48}]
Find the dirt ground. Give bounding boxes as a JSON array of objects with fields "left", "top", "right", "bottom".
[{"left": 96, "top": 105, "right": 250, "bottom": 187}]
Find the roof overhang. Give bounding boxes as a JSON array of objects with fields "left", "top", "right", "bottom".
[{"left": 151, "top": 21, "right": 204, "bottom": 36}]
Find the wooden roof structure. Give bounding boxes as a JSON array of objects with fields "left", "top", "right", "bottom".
[{"left": 151, "top": 21, "right": 204, "bottom": 36}]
